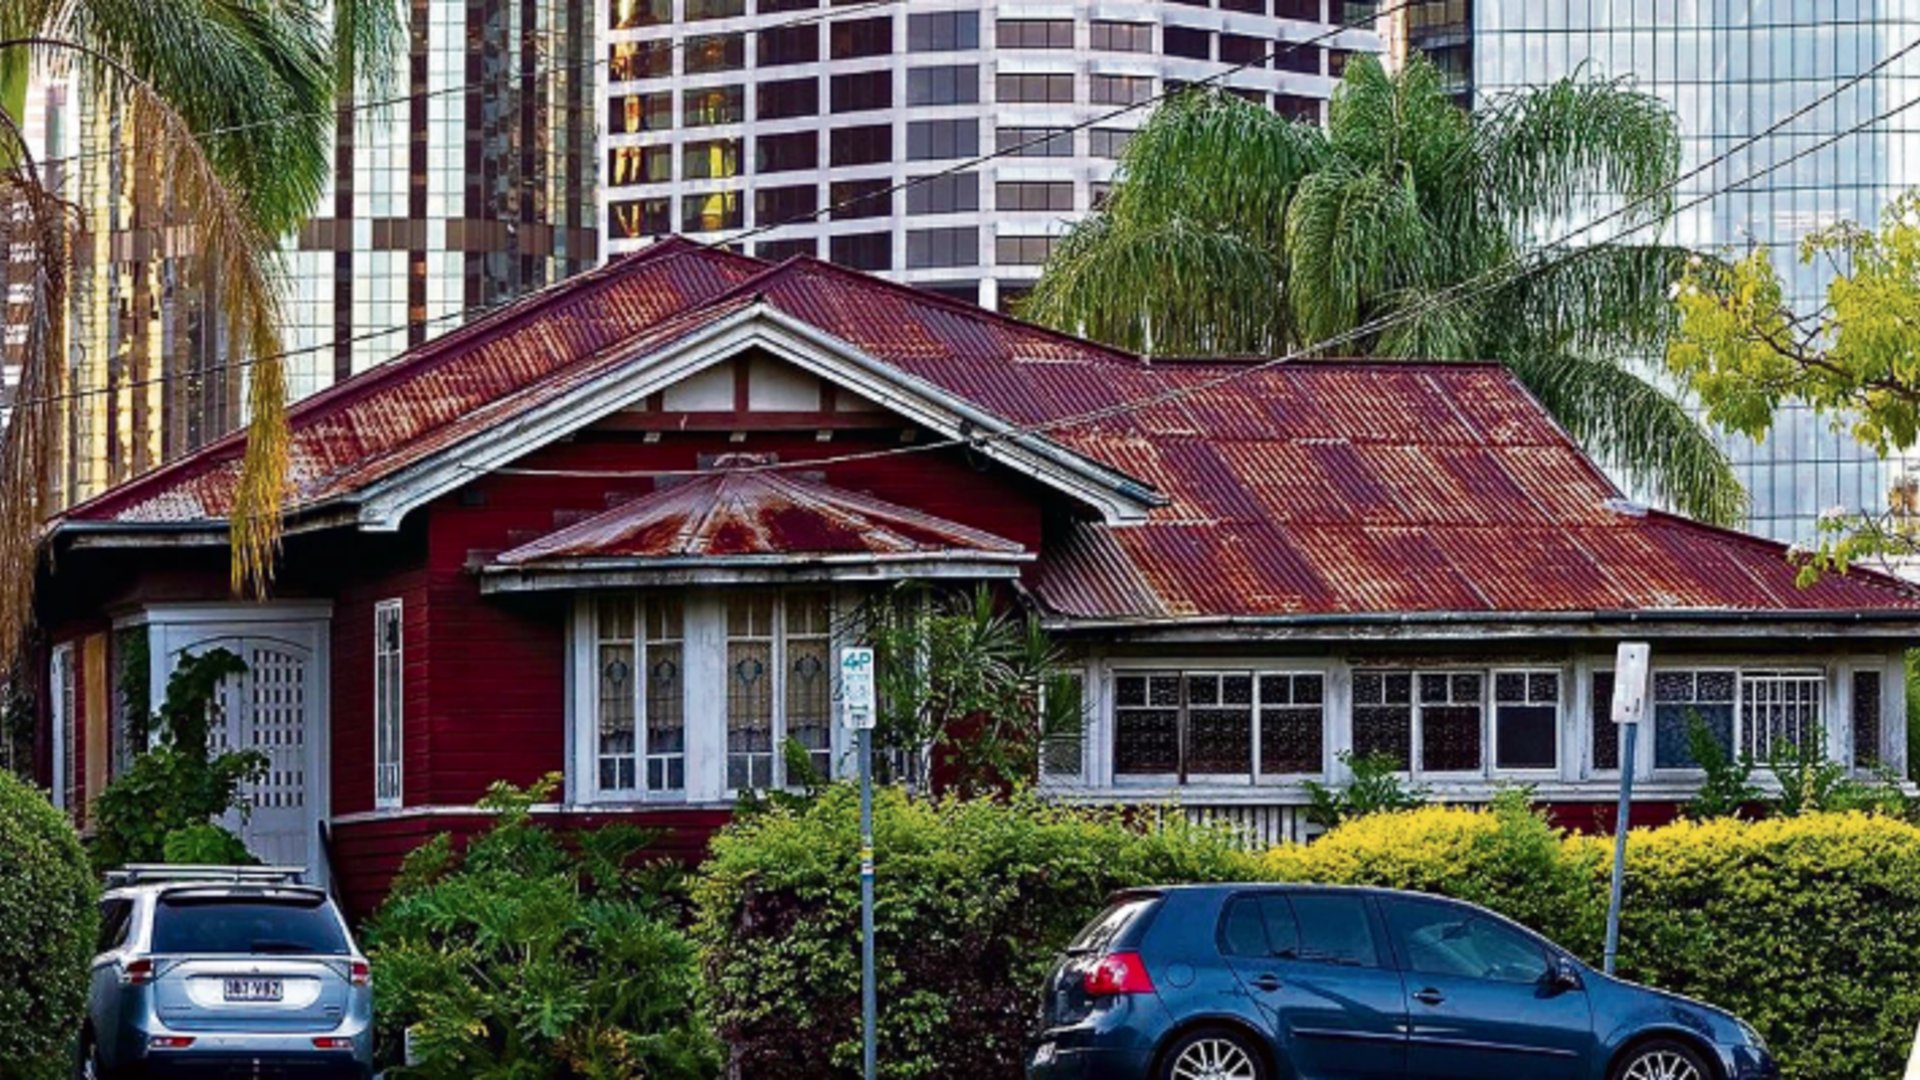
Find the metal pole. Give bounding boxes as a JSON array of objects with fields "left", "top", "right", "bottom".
[
  {"left": 858, "top": 724, "right": 877, "bottom": 1080},
  {"left": 1603, "top": 721, "right": 1638, "bottom": 976}
]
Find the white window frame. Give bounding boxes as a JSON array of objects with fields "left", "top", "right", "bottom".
[
  {"left": 50, "top": 642, "right": 75, "bottom": 813},
  {"left": 1489, "top": 668, "right": 1563, "bottom": 778},
  {"left": 1737, "top": 669, "right": 1826, "bottom": 764},
  {"left": 1648, "top": 666, "right": 1741, "bottom": 775},
  {"left": 587, "top": 593, "right": 688, "bottom": 803},
  {"left": 1408, "top": 669, "right": 1488, "bottom": 781},
  {"left": 1848, "top": 664, "right": 1888, "bottom": 775},
  {"left": 721, "top": 588, "right": 835, "bottom": 797},
  {"left": 1105, "top": 665, "right": 1329, "bottom": 787},
  {"left": 373, "top": 600, "right": 404, "bottom": 810}
]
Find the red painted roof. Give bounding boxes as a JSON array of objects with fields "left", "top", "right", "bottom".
[
  {"left": 495, "top": 459, "right": 1028, "bottom": 566},
  {"left": 60, "top": 244, "right": 1920, "bottom": 619}
]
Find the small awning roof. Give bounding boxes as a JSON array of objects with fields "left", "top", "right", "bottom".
[{"left": 481, "top": 458, "right": 1032, "bottom": 592}]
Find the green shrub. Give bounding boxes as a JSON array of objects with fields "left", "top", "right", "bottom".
[
  {"left": 0, "top": 770, "right": 98, "bottom": 1080},
  {"left": 363, "top": 776, "right": 718, "bottom": 1080},
  {"left": 1302, "top": 750, "right": 1429, "bottom": 830},
  {"left": 1264, "top": 792, "right": 1607, "bottom": 956},
  {"left": 90, "top": 648, "right": 265, "bottom": 871},
  {"left": 693, "top": 785, "right": 1258, "bottom": 1080}
]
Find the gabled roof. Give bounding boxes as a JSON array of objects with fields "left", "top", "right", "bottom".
[
  {"left": 482, "top": 460, "right": 1029, "bottom": 591},
  {"left": 55, "top": 241, "right": 1920, "bottom": 623}
]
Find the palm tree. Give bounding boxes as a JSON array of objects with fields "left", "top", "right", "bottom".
[
  {"left": 0, "top": 1, "right": 404, "bottom": 655},
  {"left": 1024, "top": 53, "right": 1744, "bottom": 527}
]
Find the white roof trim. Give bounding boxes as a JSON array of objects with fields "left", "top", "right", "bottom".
[{"left": 351, "top": 302, "right": 1163, "bottom": 532}]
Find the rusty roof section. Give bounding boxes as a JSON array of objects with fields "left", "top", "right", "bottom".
[{"left": 495, "top": 458, "right": 1029, "bottom": 566}]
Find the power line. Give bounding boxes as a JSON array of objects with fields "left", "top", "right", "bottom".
[{"left": 7, "top": 0, "right": 1400, "bottom": 408}]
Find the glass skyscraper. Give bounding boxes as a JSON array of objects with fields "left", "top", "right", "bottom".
[{"left": 1392, "top": 1, "right": 1920, "bottom": 542}]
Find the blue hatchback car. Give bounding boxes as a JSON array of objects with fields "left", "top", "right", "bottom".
[{"left": 1029, "top": 885, "right": 1776, "bottom": 1080}]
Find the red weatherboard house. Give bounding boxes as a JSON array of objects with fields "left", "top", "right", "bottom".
[{"left": 28, "top": 240, "right": 1920, "bottom": 915}]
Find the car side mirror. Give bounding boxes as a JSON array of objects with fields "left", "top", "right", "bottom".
[{"left": 1547, "top": 957, "right": 1583, "bottom": 992}]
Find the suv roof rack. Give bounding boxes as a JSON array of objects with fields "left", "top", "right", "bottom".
[{"left": 106, "top": 865, "right": 309, "bottom": 888}]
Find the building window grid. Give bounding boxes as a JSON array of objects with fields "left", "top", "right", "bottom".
[{"left": 374, "top": 600, "right": 404, "bottom": 809}]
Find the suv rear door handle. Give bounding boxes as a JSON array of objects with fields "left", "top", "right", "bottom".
[
  {"left": 1250, "top": 974, "right": 1283, "bottom": 993},
  {"left": 1412, "top": 988, "right": 1445, "bottom": 1006}
]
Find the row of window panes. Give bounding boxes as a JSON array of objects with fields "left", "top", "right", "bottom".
[
  {"left": 614, "top": 0, "right": 1339, "bottom": 20},
  {"left": 608, "top": 18, "right": 891, "bottom": 79},
  {"left": 607, "top": 122, "right": 991, "bottom": 190},
  {"left": 1102, "top": 667, "right": 1885, "bottom": 782}
]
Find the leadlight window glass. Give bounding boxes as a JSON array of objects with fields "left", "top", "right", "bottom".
[
  {"left": 1186, "top": 674, "right": 1255, "bottom": 775},
  {"left": 1351, "top": 670, "right": 1412, "bottom": 768},
  {"left": 1652, "top": 670, "right": 1737, "bottom": 769},
  {"left": 1041, "top": 670, "right": 1088, "bottom": 782},
  {"left": 1418, "top": 673, "right": 1483, "bottom": 773},
  {"left": 1740, "top": 672, "right": 1824, "bottom": 760},
  {"left": 595, "top": 595, "right": 686, "bottom": 795},
  {"left": 1493, "top": 671, "right": 1558, "bottom": 771},
  {"left": 374, "top": 600, "right": 403, "bottom": 809},
  {"left": 1258, "top": 674, "right": 1324, "bottom": 776},
  {"left": 1854, "top": 669, "right": 1883, "bottom": 768},
  {"left": 1590, "top": 670, "right": 1619, "bottom": 771},
  {"left": 1114, "top": 673, "right": 1180, "bottom": 775},
  {"left": 726, "top": 590, "right": 832, "bottom": 790}
]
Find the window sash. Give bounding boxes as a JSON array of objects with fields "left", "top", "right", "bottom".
[
  {"left": 1111, "top": 669, "right": 1325, "bottom": 784},
  {"left": 373, "top": 600, "right": 404, "bottom": 809},
  {"left": 593, "top": 595, "right": 687, "bottom": 799},
  {"left": 1491, "top": 668, "right": 1560, "bottom": 774},
  {"left": 726, "top": 589, "right": 833, "bottom": 794}
]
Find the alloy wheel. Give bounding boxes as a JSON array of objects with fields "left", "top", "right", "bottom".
[
  {"left": 1170, "top": 1037, "right": 1259, "bottom": 1080},
  {"left": 1622, "top": 1049, "right": 1704, "bottom": 1080}
]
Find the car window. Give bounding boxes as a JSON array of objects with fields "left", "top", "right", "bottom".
[
  {"left": 152, "top": 897, "right": 350, "bottom": 957},
  {"left": 1221, "top": 894, "right": 1305, "bottom": 959},
  {"left": 96, "top": 899, "right": 134, "bottom": 954},
  {"left": 1386, "top": 900, "right": 1549, "bottom": 984},
  {"left": 1286, "top": 893, "right": 1379, "bottom": 968},
  {"left": 1067, "top": 896, "right": 1157, "bottom": 955}
]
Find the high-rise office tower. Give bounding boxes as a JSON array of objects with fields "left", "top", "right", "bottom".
[
  {"left": 1387, "top": 1, "right": 1920, "bottom": 542},
  {"left": 21, "top": 0, "right": 599, "bottom": 511},
  {"left": 602, "top": 0, "right": 1382, "bottom": 313}
]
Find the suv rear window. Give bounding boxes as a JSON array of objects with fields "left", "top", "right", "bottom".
[
  {"left": 1067, "top": 895, "right": 1158, "bottom": 954},
  {"left": 152, "top": 896, "right": 350, "bottom": 956}
]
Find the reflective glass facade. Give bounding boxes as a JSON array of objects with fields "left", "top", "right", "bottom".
[
  {"left": 602, "top": 0, "right": 1381, "bottom": 311},
  {"left": 1398, "top": 1, "right": 1920, "bottom": 541}
]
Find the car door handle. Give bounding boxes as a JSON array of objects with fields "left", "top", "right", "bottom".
[
  {"left": 1412, "top": 988, "right": 1446, "bottom": 1006},
  {"left": 1251, "top": 973, "right": 1283, "bottom": 993}
]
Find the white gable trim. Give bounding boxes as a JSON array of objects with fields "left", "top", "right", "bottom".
[{"left": 352, "top": 303, "right": 1163, "bottom": 532}]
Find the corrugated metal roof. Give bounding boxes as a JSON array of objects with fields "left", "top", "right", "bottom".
[
  {"left": 495, "top": 460, "right": 1028, "bottom": 565},
  {"left": 62, "top": 247, "right": 1920, "bottom": 618}
]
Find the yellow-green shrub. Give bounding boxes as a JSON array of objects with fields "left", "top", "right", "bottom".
[{"left": 1571, "top": 812, "right": 1920, "bottom": 1080}]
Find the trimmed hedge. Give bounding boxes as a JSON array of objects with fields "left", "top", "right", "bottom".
[
  {"left": 693, "top": 786, "right": 1259, "bottom": 1080},
  {"left": 0, "top": 770, "right": 98, "bottom": 1080},
  {"left": 1268, "top": 801, "right": 1920, "bottom": 1080}
]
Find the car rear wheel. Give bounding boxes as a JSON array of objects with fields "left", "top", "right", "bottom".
[
  {"left": 1613, "top": 1038, "right": 1713, "bottom": 1080},
  {"left": 1159, "top": 1027, "right": 1268, "bottom": 1080}
]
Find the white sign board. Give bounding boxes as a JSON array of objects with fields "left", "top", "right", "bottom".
[
  {"left": 1610, "top": 642, "right": 1651, "bottom": 726},
  {"left": 841, "top": 646, "right": 877, "bottom": 730}
]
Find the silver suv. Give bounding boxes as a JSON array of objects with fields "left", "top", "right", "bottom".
[{"left": 80, "top": 866, "right": 372, "bottom": 1080}]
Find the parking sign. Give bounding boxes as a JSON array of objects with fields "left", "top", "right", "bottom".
[{"left": 841, "top": 647, "right": 876, "bottom": 730}]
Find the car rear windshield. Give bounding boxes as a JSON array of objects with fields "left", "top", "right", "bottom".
[
  {"left": 152, "top": 896, "right": 350, "bottom": 956},
  {"left": 1067, "top": 895, "right": 1159, "bottom": 955}
]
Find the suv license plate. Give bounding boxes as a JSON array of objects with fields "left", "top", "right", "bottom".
[{"left": 223, "top": 978, "right": 284, "bottom": 1003}]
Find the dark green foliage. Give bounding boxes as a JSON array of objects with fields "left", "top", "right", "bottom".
[
  {"left": 364, "top": 776, "right": 718, "bottom": 1080},
  {"left": 693, "top": 785, "right": 1258, "bottom": 1080},
  {"left": 162, "top": 822, "right": 257, "bottom": 865},
  {"left": 1683, "top": 711, "right": 1762, "bottom": 820},
  {"left": 0, "top": 770, "right": 98, "bottom": 1080},
  {"left": 89, "top": 648, "right": 264, "bottom": 872},
  {"left": 1303, "top": 749, "right": 1429, "bottom": 830}
]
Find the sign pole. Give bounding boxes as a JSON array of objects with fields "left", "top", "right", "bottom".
[
  {"left": 840, "top": 646, "right": 879, "bottom": 1080},
  {"left": 1604, "top": 642, "right": 1651, "bottom": 976}
]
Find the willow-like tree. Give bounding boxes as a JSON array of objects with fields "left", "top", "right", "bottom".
[
  {"left": 0, "top": 1, "right": 404, "bottom": 656},
  {"left": 1024, "top": 53, "right": 1744, "bottom": 526}
]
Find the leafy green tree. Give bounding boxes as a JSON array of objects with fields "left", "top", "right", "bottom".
[
  {"left": 1303, "top": 750, "right": 1429, "bottom": 830},
  {"left": 0, "top": 769, "right": 97, "bottom": 1080},
  {"left": 1025, "top": 53, "right": 1742, "bottom": 525},
  {"left": 0, "top": 1, "right": 406, "bottom": 661}
]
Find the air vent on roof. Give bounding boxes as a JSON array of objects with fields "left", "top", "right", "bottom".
[{"left": 1602, "top": 497, "right": 1649, "bottom": 518}]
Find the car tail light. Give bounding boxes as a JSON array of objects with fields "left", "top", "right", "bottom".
[
  {"left": 121, "top": 959, "right": 155, "bottom": 986},
  {"left": 1084, "top": 952, "right": 1155, "bottom": 996},
  {"left": 312, "top": 1037, "right": 355, "bottom": 1050},
  {"left": 148, "top": 1036, "right": 195, "bottom": 1050},
  {"left": 349, "top": 960, "right": 371, "bottom": 987}
]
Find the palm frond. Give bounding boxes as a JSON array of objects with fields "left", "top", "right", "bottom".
[
  {"left": 1476, "top": 68, "right": 1681, "bottom": 240},
  {"left": 1020, "top": 214, "right": 1288, "bottom": 356},
  {"left": 1498, "top": 242, "right": 1692, "bottom": 357},
  {"left": 1502, "top": 348, "right": 1746, "bottom": 527},
  {"left": 331, "top": 0, "right": 408, "bottom": 101},
  {"left": 1284, "top": 160, "right": 1435, "bottom": 344}
]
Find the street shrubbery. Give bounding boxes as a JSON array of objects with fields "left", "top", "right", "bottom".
[
  {"left": 692, "top": 786, "right": 1258, "bottom": 1080},
  {"left": 0, "top": 769, "right": 98, "bottom": 1080},
  {"left": 363, "top": 776, "right": 719, "bottom": 1080},
  {"left": 1273, "top": 800, "right": 1920, "bottom": 1080}
]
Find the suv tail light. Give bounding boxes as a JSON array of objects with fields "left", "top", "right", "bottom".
[
  {"left": 1084, "top": 952, "right": 1155, "bottom": 996},
  {"left": 149, "top": 1036, "right": 195, "bottom": 1049},
  {"left": 121, "top": 959, "right": 155, "bottom": 986},
  {"left": 349, "top": 961, "right": 371, "bottom": 987}
]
